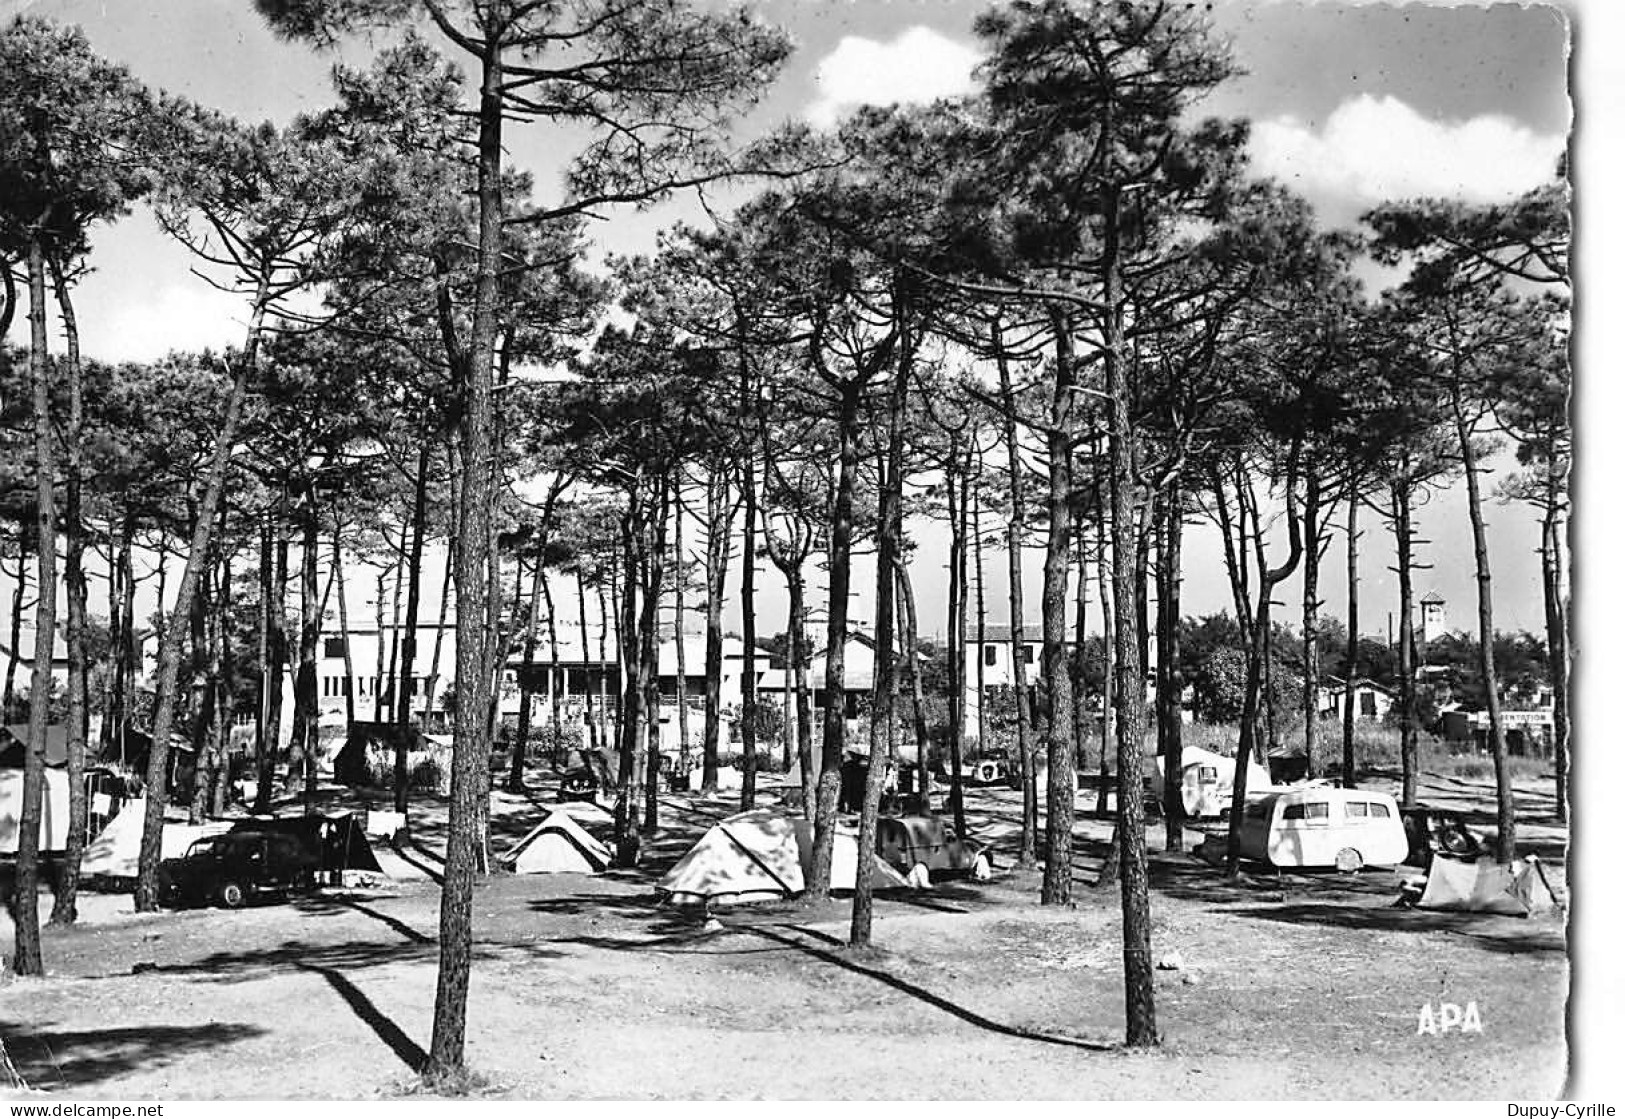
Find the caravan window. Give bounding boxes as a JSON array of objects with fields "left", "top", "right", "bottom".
[
  {"left": 1197, "top": 766, "right": 1219, "bottom": 782},
  {"left": 1345, "top": 801, "right": 1369, "bottom": 818},
  {"left": 1368, "top": 802, "right": 1392, "bottom": 818},
  {"left": 1284, "top": 801, "right": 1330, "bottom": 821}
]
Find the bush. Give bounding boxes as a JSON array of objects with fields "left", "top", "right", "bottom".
[
  {"left": 525, "top": 723, "right": 584, "bottom": 755},
  {"left": 410, "top": 757, "right": 445, "bottom": 791},
  {"left": 717, "top": 749, "right": 788, "bottom": 775}
]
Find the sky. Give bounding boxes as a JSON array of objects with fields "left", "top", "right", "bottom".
[{"left": 0, "top": 0, "right": 1579, "bottom": 643}]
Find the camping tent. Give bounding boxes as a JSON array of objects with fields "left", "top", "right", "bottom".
[
  {"left": 1150, "top": 745, "right": 1273, "bottom": 818},
  {"left": 77, "top": 798, "right": 231, "bottom": 877},
  {"left": 0, "top": 724, "right": 70, "bottom": 768},
  {"left": 657, "top": 808, "right": 907, "bottom": 905},
  {"left": 230, "top": 814, "right": 384, "bottom": 876},
  {"left": 497, "top": 811, "right": 611, "bottom": 874},
  {"left": 0, "top": 767, "right": 70, "bottom": 853},
  {"left": 1416, "top": 853, "right": 1557, "bottom": 916}
]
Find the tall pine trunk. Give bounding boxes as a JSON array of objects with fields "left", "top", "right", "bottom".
[
  {"left": 808, "top": 382, "right": 861, "bottom": 900},
  {"left": 1300, "top": 471, "right": 1325, "bottom": 778},
  {"left": 1393, "top": 478, "right": 1419, "bottom": 807},
  {"left": 507, "top": 553, "right": 544, "bottom": 792},
  {"left": 1542, "top": 490, "right": 1567, "bottom": 822},
  {"left": 427, "top": 38, "right": 505, "bottom": 1075},
  {"left": 740, "top": 455, "right": 759, "bottom": 811},
  {"left": 673, "top": 504, "right": 690, "bottom": 773},
  {"left": 13, "top": 236, "right": 58, "bottom": 972},
  {"left": 1342, "top": 497, "right": 1359, "bottom": 788},
  {"left": 49, "top": 259, "right": 90, "bottom": 925},
  {"left": 393, "top": 438, "right": 431, "bottom": 810},
  {"left": 1156, "top": 487, "right": 1185, "bottom": 850},
  {"left": 852, "top": 339, "right": 908, "bottom": 948},
  {"left": 996, "top": 328, "right": 1037, "bottom": 868},
  {"left": 700, "top": 470, "right": 730, "bottom": 793},
  {"left": 1039, "top": 315, "right": 1077, "bottom": 906},
  {"left": 1451, "top": 385, "right": 1514, "bottom": 862},
  {"left": 295, "top": 493, "right": 321, "bottom": 812}
]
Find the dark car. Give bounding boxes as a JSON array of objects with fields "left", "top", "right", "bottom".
[
  {"left": 158, "top": 830, "right": 319, "bottom": 909},
  {"left": 878, "top": 815, "right": 992, "bottom": 886}
]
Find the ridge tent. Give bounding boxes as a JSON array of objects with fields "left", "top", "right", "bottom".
[
  {"left": 659, "top": 809, "right": 803, "bottom": 904},
  {"left": 497, "top": 810, "right": 611, "bottom": 874},
  {"left": 0, "top": 767, "right": 70, "bottom": 854},
  {"left": 657, "top": 808, "right": 908, "bottom": 906},
  {"left": 0, "top": 724, "right": 70, "bottom": 768},
  {"left": 1416, "top": 853, "right": 1558, "bottom": 917},
  {"left": 793, "top": 817, "right": 911, "bottom": 894},
  {"left": 77, "top": 798, "right": 231, "bottom": 877},
  {"left": 229, "top": 814, "right": 385, "bottom": 877}
]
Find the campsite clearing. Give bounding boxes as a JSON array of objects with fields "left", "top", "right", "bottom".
[{"left": 0, "top": 770, "right": 1567, "bottom": 1099}]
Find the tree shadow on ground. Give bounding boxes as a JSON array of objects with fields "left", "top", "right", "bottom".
[
  {"left": 297, "top": 963, "right": 428, "bottom": 1071},
  {"left": 1, "top": 1020, "right": 264, "bottom": 1092},
  {"left": 743, "top": 923, "right": 1117, "bottom": 1053},
  {"left": 1148, "top": 852, "right": 1405, "bottom": 906},
  {"left": 1217, "top": 901, "right": 1568, "bottom": 955},
  {"left": 389, "top": 836, "right": 445, "bottom": 884},
  {"left": 117, "top": 934, "right": 564, "bottom": 984},
  {"left": 291, "top": 894, "right": 436, "bottom": 944}
]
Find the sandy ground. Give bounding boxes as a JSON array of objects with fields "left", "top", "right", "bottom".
[{"left": 0, "top": 768, "right": 1569, "bottom": 1100}]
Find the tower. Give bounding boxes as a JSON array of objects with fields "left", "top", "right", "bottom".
[{"left": 1419, "top": 591, "right": 1447, "bottom": 645}]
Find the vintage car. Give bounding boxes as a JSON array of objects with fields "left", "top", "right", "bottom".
[
  {"left": 158, "top": 830, "right": 320, "bottom": 909},
  {"left": 877, "top": 815, "right": 993, "bottom": 887}
]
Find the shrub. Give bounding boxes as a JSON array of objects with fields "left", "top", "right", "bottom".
[{"left": 410, "top": 757, "right": 445, "bottom": 791}]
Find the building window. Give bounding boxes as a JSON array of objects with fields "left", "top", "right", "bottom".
[
  {"left": 1021, "top": 644, "right": 1035, "bottom": 664},
  {"left": 983, "top": 645, "right": 998, "bottom": 666},
  {"left": 323, "top": 637, "right": 347, "bottom": 659}
]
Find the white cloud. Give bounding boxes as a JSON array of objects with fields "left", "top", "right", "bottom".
[
  {"left": 1249, "top": 95, "right": 1567, "bottom": 223},
  {"left": 806, "top": 26, "right": 982, "bottom": 128},
  {"left": 91, "top": 283, "right": 258, "bottom": 363}
]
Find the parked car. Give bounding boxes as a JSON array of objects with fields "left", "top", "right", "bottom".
[
  {"left": 877, "top": 815, "right": 993, "bottom": 886},
  {"left": 158, "top": 830, "right": 319, "bottom": 909},
  {"left": 1398, "top": 805, "right": 1487, "bottom": 869}
]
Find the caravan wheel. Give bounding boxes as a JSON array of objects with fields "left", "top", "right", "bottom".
[{"left": 1334, "top": 847, "right": 1364, "bottom": 874}]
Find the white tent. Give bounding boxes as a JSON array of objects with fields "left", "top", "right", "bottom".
[
  {"left": 1417, "top": 854, "right": 1558, "bottom": 917},
  {"left": 497, "top": 811, "right": 611, "bottom": 875},
  {"left": 0, "top": 768, "right": 69, "bottom": 854},
  {"left": 77, "top": 798, "right": 230, "bottom": 878},
  {"left": 657, "top": 808, "right": 907, "bottom": 905},
  {"left": 793, "top": 817, "right": 911, "bottom": 893}
]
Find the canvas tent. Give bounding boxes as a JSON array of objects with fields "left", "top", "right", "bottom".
[
  {"left": 230, "top": 814, "right": 384, "bottom": 876},
  {"left": 77, "top": 798, "right": 231, "bottom": 877},
  {"left": 657, "top": 808, "right": 908, "bottom": 905},
  {"left": 1415, "top": 853, "right": 1557, "bottom": 917},
  {"left": 497, "top": 811, "right": 611, "bottom": 874},
  {"left": 0, "top": 767, "right": 70, "bottom": 854},
  {"left": 0, "top": 724, "right": 70, "bottom": 768}
]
